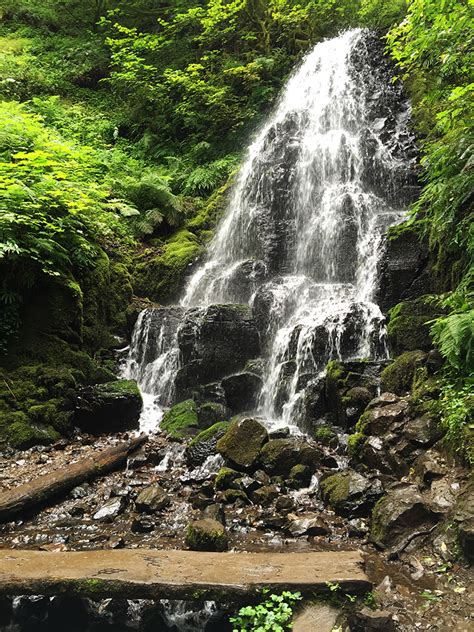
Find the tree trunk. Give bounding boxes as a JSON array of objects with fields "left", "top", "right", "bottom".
[{"left": 0, "top": 435, "right": 147, "bottom": 522}]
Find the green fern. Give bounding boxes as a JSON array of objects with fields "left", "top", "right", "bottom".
[{"left": 431, "top": 310, "right": 474, "bottom": 373}]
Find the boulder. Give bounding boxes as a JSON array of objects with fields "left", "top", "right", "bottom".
[
  {"left": 175, "top": 304, "right": 260, "bottom": 396},
  {"left": 202, "top": 504, "right": 226, "bottom": 525},
  {"left": 357, "top": 399, "right": 408, "bottom": 435},
  {"left": 135, "top": 486, "right": 170, "bottom": 514},
  {"left": 186, "top": 422, "right": 230, "bottom": 466},
  {"left": 197, "top": 402, "right": 230, "bottom": 427},
  {"left": 287, "top": 514, "right": 329, "bottom": 537},
  {"left": 348, "top": 607, "right": 395, "bottom": 631},
  {"left": 259, "top": 437, "right": 319, "bottom": 475},
  {"left": 160, "top": 399, "right": 199, "bottom": 439},
  {"left": 214, "top": 467, "right": 240, "bottom": 491},
  {"left": 185, "top": 519, "right": 228, "bottom": 552},
  {"left": 320, "top": 470, "right": 384, "bottom": 518},
  {"left": 251, "top": 485, "right": 279, "bottom": 506},
  {"left": 93, "top": 497, "right": 125, "bottom": 522},
  {"left": 131, "top": 515, "right": 154, "bottom": 533},
  {"left": 216, "top": 418, "right": 268, "bottom": 469},
  {"left": 217, "top": 489, "right": 250, "bottom": 505},
  {"left": 380, "top": 350, "right": 427, "bottom": 395},
  {"left": 73, "top": 380, "right": 142, "bottom": 433},
  {"left": 453, "top": 481, "right": 474, "bottom": 563},
  {"left": 221, "top": 372, "right": 263, "bottom": 413},
  {"left": 288, "top": 464, "right": 312, "bottom": 488},
  {"left": 370, "top": 484, "right": 439, "bottom": 548}
]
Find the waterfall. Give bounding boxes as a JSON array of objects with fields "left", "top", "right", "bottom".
[{"left": 125, "top": 29, "right": 417, "bottom": 432}]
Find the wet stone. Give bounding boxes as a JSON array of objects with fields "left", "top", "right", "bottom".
[
  {"left": 251, "top": 484, "right": 279, "bottom": 506},
  {"left": 349, "top": 607, "right": 395, "bottom": 631},
  {"left": 131, "top": 515, "right": 155, "bottom": 533},
  {"left": 135, "top": 485, "right": 170, "bottom": 513},
  {"left": 93, "top": 497, "right": 125, "bottom": 522},
  {"left": 287, "top": 514, "right": 329, "bottom": 537},
  {"left": 185, "top": 518, "right": 228, "bottom": 552}
]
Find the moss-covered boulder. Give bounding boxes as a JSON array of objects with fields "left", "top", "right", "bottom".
[
  {"left": 320, "top": 470, "right": 384, "bottom": 518},
  {"left": 380, "top": 350, "right": 427, "bottom": 395},
  {"left": 73, "top": 379, "right": 142, "bottom": 434},
  {"left": 160, "top": 399, "right": 199, "bottom": 439},
  {"left": 216, "top": 417, "right": 268, "bottom": 469},
  {"left": 214, "top": 466, "right": 240, "bottom": 491},
  {"left": 133, "top": 230, "right": 203, "bottom": 303},
  {"left": 324, "top": 360, "right": 380, "bottom": 429},
  {"left": 5, "top": 412, "right": 60, "bottom": 449},
  {"left": 185, "top": 518, "right": 228, "bottom": 552},
  {"left": 197, "top": 401, "right": 229, "bottom": 427},
  {"left": 186, "top": 421, "right": 230, "bottom": 466},
  {"left": 288, "top": 463, "right": 312, "bottom": 488},
  {"left": 387, "top": 297, "right": 442, "bottom": 354},
  {"left": 259, "top": 437, "right": 320, "bottom": 476},
  {"left": 135, "top": 485, "right": 170, "bottom": 514}
]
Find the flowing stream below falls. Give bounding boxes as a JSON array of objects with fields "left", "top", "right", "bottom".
[{"left": 123, "top": 28, "right": 417, "bottom": 434}]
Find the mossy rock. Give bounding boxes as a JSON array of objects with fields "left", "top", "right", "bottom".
[
  {"left": 380, "top": 350, "right": 426, "bottom": 395},
  {"left": 347, "top": 432, "right": 366, "bottom": 457},
  {"left": 185, "top": 518, "right": 228, "bottom": 552},
  {"left": 160, "top": 399, "right": 199, "bottom": 439},
  {"left": 133, "top": 230, "right": 203, "bottom": 303},
  {"left": 216, "top": 417, "right": 268, "bottom": 469},
  {"left": 6, "top": 415, "right": 60, "bottom": 449},
  {"left": 214, "top": 466, "right": 240, "bottom": 491},
  {"left": 387, "top": 297, "right": 442, "bottom": 353},
  {"left": 74, "top": 379, "right": 142, "bottom": 434},
  {"left": 189, "top": 421, "right": 230, "bottom": 448},
  {"left": 259, "top": 437, "right": 319, "bottom": 476},
  {"left": 197, "top": 401, "right": 228, "bottom": 427},
  {"left": 320, "top": 470, "right": 384, "bottom": 518}
]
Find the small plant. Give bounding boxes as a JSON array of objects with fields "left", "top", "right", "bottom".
[
  {"left": 230, "top": 589, "right": 302, "bottom": 632},
  {"left": 325, "top": 581, "right": 340, "bottom": 592}
]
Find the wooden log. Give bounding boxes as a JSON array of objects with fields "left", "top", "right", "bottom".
[
  {"left": 0, "top": 435, "right": 147, "bottom": 522},
  {"left": 0, "top": 549, "right": 371, "bottom": 600}
]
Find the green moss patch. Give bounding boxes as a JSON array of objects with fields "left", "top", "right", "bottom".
[
  {"left": 387, "top": 297, "right": 442, "bottom": 354},
  {"left": 380, "top": 350, "right": 427, "bottom": 395},
  {"left": 160, "top": 399, "right": 200, "bottom": 439}
]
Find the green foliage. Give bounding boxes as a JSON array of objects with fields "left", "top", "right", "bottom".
[
  {"left": 386, "top": 0, "right": 473, "bottom": 294},
  {"left": 230, "top": 589, "right": 302, "bottom": 632},
  {"left": 435, "top": 373, "right": 473, "bottom": 465}
]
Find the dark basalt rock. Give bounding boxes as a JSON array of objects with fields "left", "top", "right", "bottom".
[
  {"left": 186, "top": 422, "right": 230, "bottom": 466},
  {"left": 377, "top": 226, "right": 432, "bottom": 314},
  {"left": 320, "top": 470, "right": 384, "bottom": 518},
  {"left": 175, "top": 304, "right": 261, "bottom": 397},
  {"left": 73, "top": 379, "right": 142, "bottom": 434},
  {"left": 370, "top": 484, "right": 439, "bottom": 549},
  {"left": 135, "top": 485, "right": 170, "bottom": 513},
  {"left": 221, "top": 371, "right": 263, "bottom": 413}
]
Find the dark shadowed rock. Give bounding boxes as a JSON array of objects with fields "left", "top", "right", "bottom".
[
  {"left": 73, "top": 380, "right": 142, "bottom": 433},
  {"left": 221, "top": 372, "right": 263, "bottom": 413},
  {"left": 371, "top": 484, "right": 439, "bottom": 548},
  {"left": 216, "top": 418, "right": 268, "bottom": 469},
  {"left": 186, "top": 422, "right": 230, "bottom": 466},
  {"left": 175, "top": 304, "right": 260, "bottom": 396},
  {"left": 349, "top": 607, "right": 395, "bottom": 631},
  {"left": 251, "top": 485, "right": 279, "bottom": 506},
  {"left": 377, "top": 225, "right": 432, "bottom": 314}
]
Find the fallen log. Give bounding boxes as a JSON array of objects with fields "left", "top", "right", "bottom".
[
  {"left": 0, "top": 434, "right": 147, "bottom": 522},
  {"left": 0, "top": 549, "right": 371, "bottom": 600}
]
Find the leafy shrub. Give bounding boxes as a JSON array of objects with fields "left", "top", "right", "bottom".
[{"left": 230, "top": 589, "right": 302, "bottom": 632}]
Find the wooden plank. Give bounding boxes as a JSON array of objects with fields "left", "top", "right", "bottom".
[
  {"left": 0, "top": 549, "right": 370, "bottom": 600},
  {"left": 0, "top": 435, "right": 147, "bottom": 523}
]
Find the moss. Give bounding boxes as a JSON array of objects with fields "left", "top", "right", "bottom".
[
  {"left": 133, "top": 230, "right": 203, "bottom": 302},
  {"left": 214, "top": 466, "right": 240, "bottom": 490},
  {"left": 185, "top": 519, "right": 228, "bottom": 551},
  {"left": 347, "top": 432, "right": 365, "bottom": 457},
  {"left": 355, "top": 410, "right": 373, "bottom": 434},
  {"left": 387, "top": 297, "right": 442, "bottom": 353},
  {"left": 380, "top": 350, "right": 427, "bottom": 395},
  {"left": 189, "top": 421, "right": 230, "bottom": 448},
  {"left": 320, "top": 472, "right": 350, "bottom": 507},
  {"left": 160, "top": 399, "right": 199, "bottom": 439},
  {"left": 370, "top": 496, "right": 388, "bottom": 545},
  {"left": 7, "top": 418, "right": 60, "bottom": 449},
  {"left": 314, "top": 426, "right": 335, "bottom": 445}
]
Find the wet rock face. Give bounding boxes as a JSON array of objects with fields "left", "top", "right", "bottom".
[
  {"left": 221, "top": 371, "right": 263, "bottom": 413},
  {"left": 377, "top": 227, "right": 431, "bottom": 314},
  {"left": 73, "top": 380, "right": 142, "bottom": 434},
  {"left": 175, "top": 304, "right": 261, "bottom": 397},
  {"left": 185, "top": 518, "right": 228, "bottom": 551},
  {"left": 453, "top": 481, "right": 474, "bottom": 563},
  {"left": 93, "top": 497, "right": 125, "bottom": 522},
  {"left": 370, "top": 484, "right": 439, "bottom": 549},
  {"left": 216, "top": 418, "right": 268, "bottom": 469},
  {"left": 320, "top": 470, "right": 384, "bottom": 518},
  {"left": 186, "top": 422, "right": 230, "bottom": 466}
]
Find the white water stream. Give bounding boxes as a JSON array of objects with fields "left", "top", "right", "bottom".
[{"left": 124, "top": 29, "right": 415, "bottom": 433}]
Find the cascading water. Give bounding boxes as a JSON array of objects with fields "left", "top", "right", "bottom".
[{"left": 126, "top": 29, "right": 417, "bottom": 432}]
